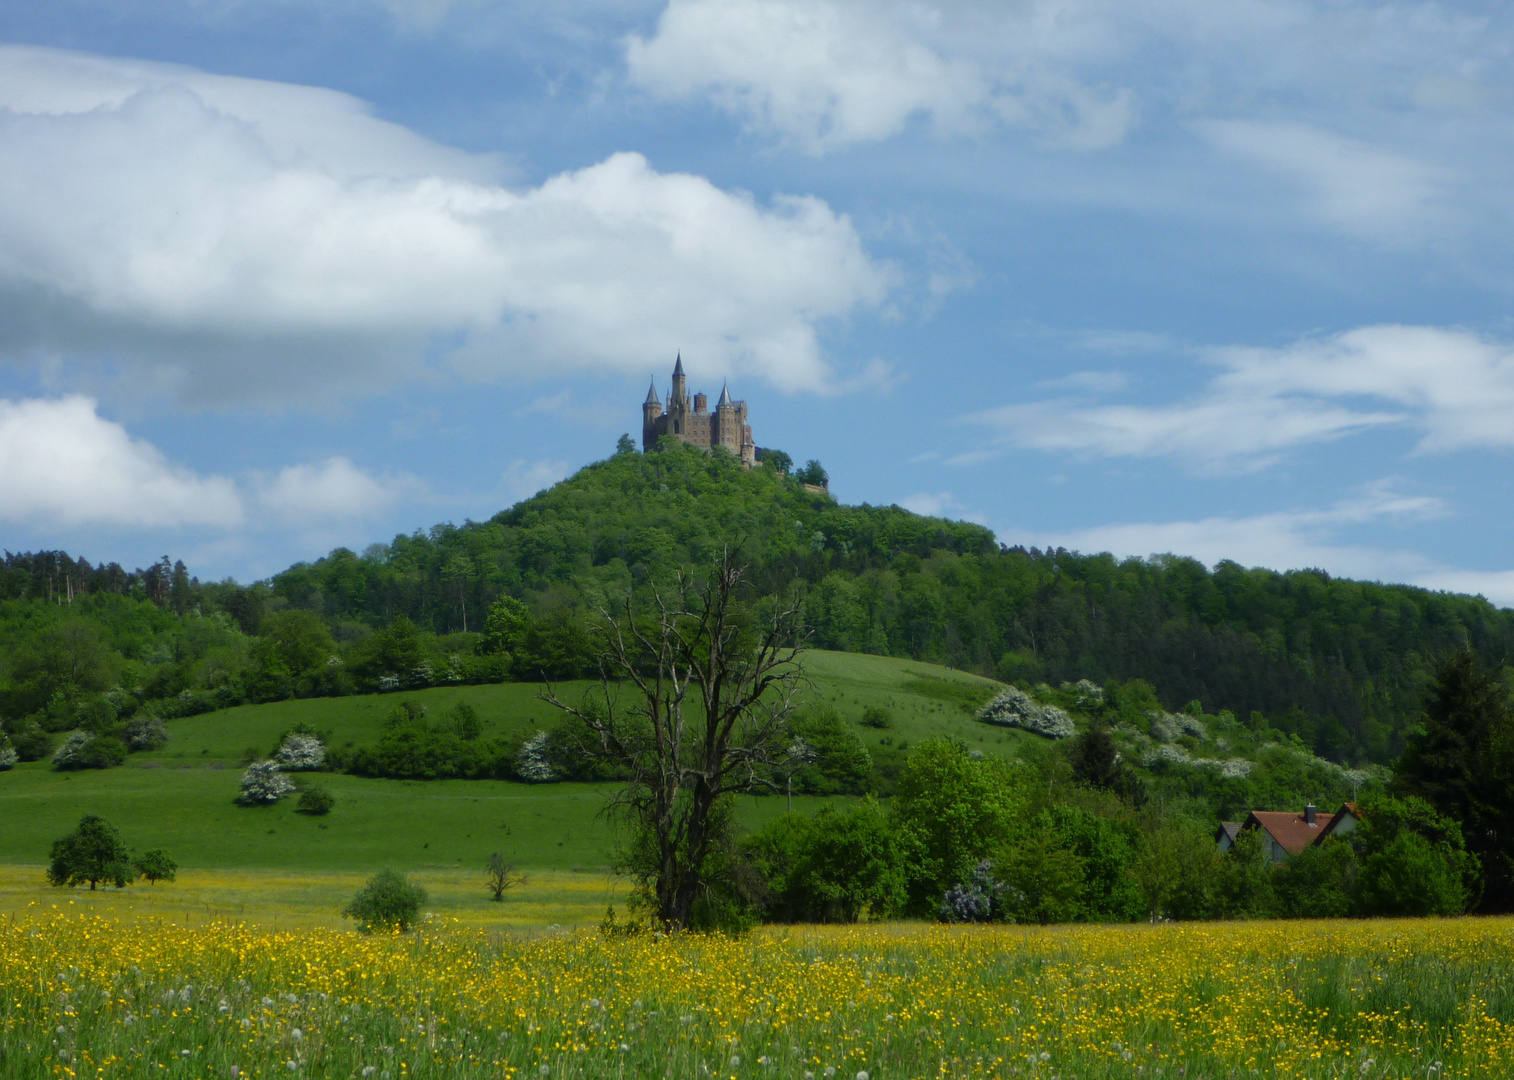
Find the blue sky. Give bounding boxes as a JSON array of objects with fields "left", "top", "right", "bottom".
[{"left": 2, "top": 0, "right": 1514, "bottom": 602}]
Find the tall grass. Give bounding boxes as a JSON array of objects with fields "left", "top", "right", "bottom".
[{"left": 4, "top": 912, "right": 1512, "bottom": 1079}]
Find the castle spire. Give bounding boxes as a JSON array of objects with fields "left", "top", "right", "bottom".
[
  {"left": 644, "top": 378, "right": 660, "bottom": 405},
  {"left": 673, "top": 352, "right": 684, "bottom": 377},
  {"left": 717, "top": 381, "right": 732, "bottom": 407}
]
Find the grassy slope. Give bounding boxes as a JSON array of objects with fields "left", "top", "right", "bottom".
[{"left": 0, "top": 651, "right": 1015, "bottom": 877}]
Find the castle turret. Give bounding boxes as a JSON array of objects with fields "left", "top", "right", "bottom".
[
  {"left": 641, "top": 379, "right": 662, "bottom": 451},
  {"left": 671, "top": 353, "right": 687, "bottom": 405}
]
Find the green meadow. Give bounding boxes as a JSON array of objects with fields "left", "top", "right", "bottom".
[{"left": 0, "top": 651, "right": 1017, "bottom": 923}]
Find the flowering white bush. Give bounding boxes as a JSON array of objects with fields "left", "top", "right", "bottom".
[
  {"left": 52, "top": 730, "right": 93, "bottom": 767},
  {"left": 238, "top": 761, "right": 296, "bottom": 805},
  {"left": 515, "top": 731, "right": 556, "bottom": 782},
  {"left": 0, "top": 738, "right": 16, "bottom": 770},
  {"left": 977, "top": 686, "right": 1075, "bottom": 739},
  {"left": 276, "top": 733, "right": 326, "bottom": 771},
  {"left": 125, "top": 717, "right": 169, "bottom": 751}
]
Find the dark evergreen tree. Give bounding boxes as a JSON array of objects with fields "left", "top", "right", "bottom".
[{"left": 1393, "top": 648, "right": 1514, "bottom": 911}]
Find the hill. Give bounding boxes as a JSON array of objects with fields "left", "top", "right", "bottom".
[
  {"left": 4, "top": 441, "right": 1513, "bottom": 767},
  {"left": 0, "top": 650, "right": 1365, "bottom": 880}
]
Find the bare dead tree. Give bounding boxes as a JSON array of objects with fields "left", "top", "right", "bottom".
[
  {"left": 485, "top": 852, "right": 524, "bottom": 901},
  {"left": 543, "top": 548, "right": 806, "bottom": 930}
]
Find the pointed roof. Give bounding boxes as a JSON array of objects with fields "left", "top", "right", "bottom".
[
  {"left": 1243, "top": 809, "right": 1337, "bottom": 857},
  {"left": 717, "top": 382, "right": 732, "bottom": 407},
  {"left": 644, "top": 379, "right": 660, "bottom": 405},
  {"left": 673, "top": 352, "right": 684, "bottom": 376}
]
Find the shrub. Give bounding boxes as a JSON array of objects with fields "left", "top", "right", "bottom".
[
  {"left": 238, "top": 761, "right": 295, "bottom": 805},
  {"left": 48, "top": 815, "right": 132, "bottom": 890},
  {"left": 276, "top": 732, "right": 327, "bottom": 771},
  {"left": 52, "top": 731, "right": 127, "bottom": 770},
  {"left": 9, "top": 721, "right": 52, "bottom": 762},
  {"left": 745, "top": 800, "right": 904, "bottom": 923},
  {"left": 515, "top": 731, "right": 556, "bottom": 782},
  {"left": 978, "top": 687, "right": 1075, "bottom": 739},
  {"left": 135, "top": 849, "right": 177, "bottom": 884},
  {"left": 343, "top": 869, "right": 427, "bottom": 932},
  {"left": 125, "top": 717, "right": 169, "bottom": 751},
  {"left": 940, "top": 860, "right": 1014, "bottom": 923},
  {"left": 296, "top": 787, "right": 335, "bottom": 816},
  {"left": 859, "top": 706, "right": 892, "bottom": 729},
  {"left": 0, "top": 738, "right": 16, "bottom": 770}
]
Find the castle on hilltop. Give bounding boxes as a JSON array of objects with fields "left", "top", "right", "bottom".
[{"left": 642, "top": 356, "right": 757, "bottom": 467}]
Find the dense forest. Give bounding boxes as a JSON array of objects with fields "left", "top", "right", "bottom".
[{"left": 3, "top": 439, "right": 1512, "bottom": 767}]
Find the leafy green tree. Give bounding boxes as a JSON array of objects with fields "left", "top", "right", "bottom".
[
  {"left": 891, "top": 739, "right": 1028, "bottom": 915},
  {"left": 757, "top": 448, "right": 792, "bottom": 475},
  {"left": 797, "top": 460, "right": 828, "bottom": 487},
  {"left": 1352, "top": 793, "right": 1476, "bottom": 917},
  {"left": 8, "top": 721, "right": 52, "bottom": 761},
  {"left": 446, "top": 702, "right": 483, "bottom": 741},
  {"left": 1274, "top": 839, "right": 1354, "bottom": 918},
  {"left": 744, "top": 799, "right": 903, "bottom": 922},
  {"left": 997, "top": 831, "right": 1086, "bottom": 924},
  {"left": 1210, "top": 827, "right": 1276, "bottom": 919},
  {"left": 1133, "top": 820, "right": 1222, "bottom": 920},
  {"left": 48, "top": 816, "right": 132, "bottom": 890},
  {"left": 1393, "top": 648, "right": 1514, "bottom": 911},
  {"left": 481, "top": 597, "right": 529, "bottom": 657},
  {"left": 790, "top": 706, "right": 872, "bottom": 793},
  {"left": 343, "top": 869, "right": 427, "bottom": 932},
  {"left": 135, "top": 849, "right": 177, "bottom": 884},
  {"left": 615, "top": 433, "right": 637, "bottom": 455}
]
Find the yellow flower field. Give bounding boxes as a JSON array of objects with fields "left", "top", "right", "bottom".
[{"left": 3, "top": 910, "right": 1513, "bottom": 1080}]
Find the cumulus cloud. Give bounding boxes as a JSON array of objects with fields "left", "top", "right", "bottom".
[
  {"left": 0, "top": 395, "right": 418, "bottom": 535},
  {"left": 969, "top": 325, "right": 1514, "bottom": 470},
  {"left": 0, "top": 396, "right": 242, "bottom": 528},
  {"left": 0, "top": 46, "right": 892, "bottom": 404},
  {"left": 254, "top": 458, "right": 413, "bottom": 525},
  {"left": 625, "top": 0, "right": 1135, "bottom": 152}
]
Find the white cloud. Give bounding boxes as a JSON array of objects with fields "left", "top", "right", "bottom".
[
  {"left": 497, "top": 459, "right": 573, "bottom": 505},
  {"left": 1199, "top": 120, "right": 1451, "bottom": 241},
  {"left": 0, "top": 394, "right": 422, "bottom": 537},
  {"left": 1003, "top": 482, "right": 1514, "bottom": 606},
  {"left": 969, "top": 324, "right": 1514, "bottom": 470},
  {"left": 0, "top": 396, "right": 241, "bottom": 528},
  {"left": 897, "top": 491, "right": 984, "bottom": 524},
  {"left": 254, "top": 457, "right": 412, "bottom": 525},
  {"left": 625, "top": 0, "right": 1135, "bottom": 153},
  {"left": 0, "top": 46, "right": 892, "bottom": 404}
]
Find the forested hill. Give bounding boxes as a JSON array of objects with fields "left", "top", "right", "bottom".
[{"left": 4, "top": 441, "right": 1513, "bottom": 765}]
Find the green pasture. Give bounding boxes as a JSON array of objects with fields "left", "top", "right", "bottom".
[{"left": 0, "top": 651, "right": 1019, "bottom": 881}]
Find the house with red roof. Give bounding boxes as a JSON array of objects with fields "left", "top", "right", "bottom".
[{"left": 1218, "top": 802, "right": 1363, "bottom": 863}]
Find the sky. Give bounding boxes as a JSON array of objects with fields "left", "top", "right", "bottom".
[{"left": 2, "top": 0, "right": 1513, "bottom": 604}]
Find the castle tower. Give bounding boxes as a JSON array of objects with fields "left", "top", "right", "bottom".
[
  {"left": 671, "top": 353, "right": 687, "bottom": 405},
  {"left": 641, "top": 380, "right": 662, "bottom": 451}
]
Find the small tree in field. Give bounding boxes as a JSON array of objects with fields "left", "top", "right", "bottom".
[
  {"left": 48, "top": 815, "right": 132, "bottom": 890},
  {"left": 135, "top": 849, "right": 177, "bottom": 885},
  {"left": 344, "top": 869, "right": 427, "bottom": 933},
  {"left": 485, "top": 853, "right": 524, "bottom": 901}
]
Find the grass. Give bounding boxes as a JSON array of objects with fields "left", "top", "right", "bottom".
[
  {"left": 0, "top": 865, "right": 622, "bottom": 930},
  {"left": 0, "top": 651, "right": 1017, "bottom": 888},
  {"left": 4, "top": 912, "right": 1513, "bottom": 1079}
]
